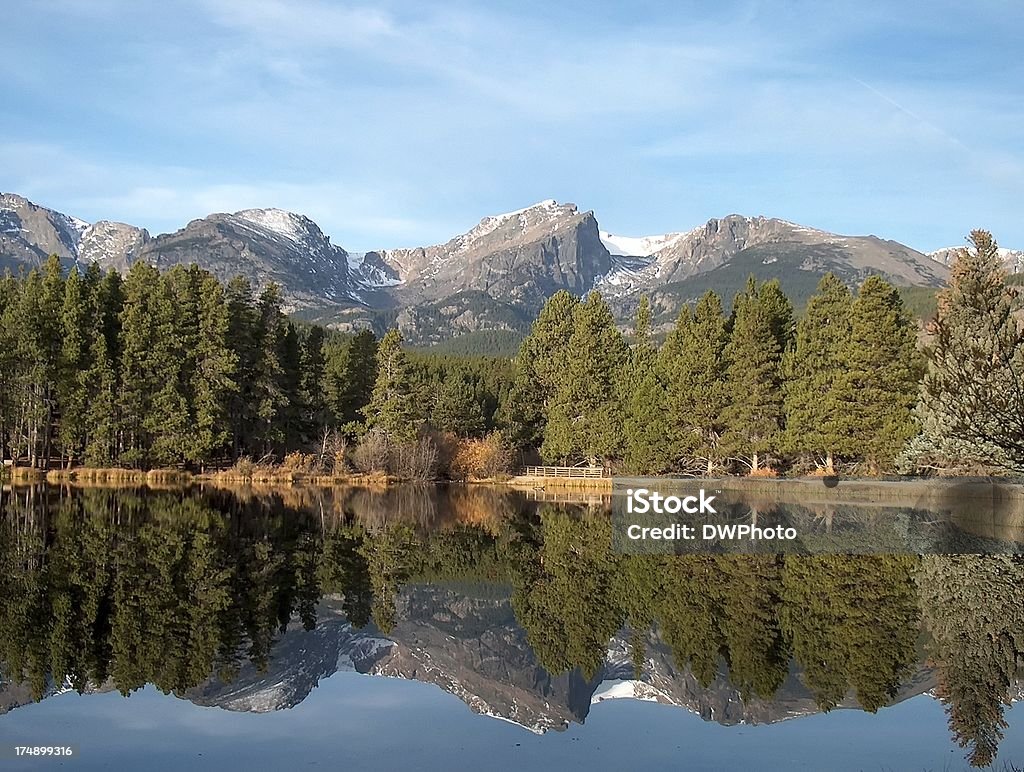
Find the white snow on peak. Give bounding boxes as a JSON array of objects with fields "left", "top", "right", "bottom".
[
  {"left": 492, "top": 199, "right": 558, "bottom": 218},
  {"left": 234, "top": 208, "right": 309, "bottom": 242},
  {"left": 471, "top": 199, "right": 564, "bottom": 233},
  {"left": 346, "top": 251, "right": 366, "bottom": 270},
  {"left": 928, "top": 244, "right": 1024, "bottom": 273},
  {"left": 929, "top": 245, "right": 1020, "bottom": 259},
  {"left": 590, "top": 679, "right": 673, "bottom": 705},
  {"left": 599, "top": 230, "right": 685, "bottom": 257}
]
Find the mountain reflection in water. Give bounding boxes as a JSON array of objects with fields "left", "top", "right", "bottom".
[{"left": 2, "top": 483, "right": 1024, "bottom": 768}]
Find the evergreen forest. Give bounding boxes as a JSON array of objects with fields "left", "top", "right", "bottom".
[{"left": 1, "top": 229, "right": 1020, "bottom": 477}]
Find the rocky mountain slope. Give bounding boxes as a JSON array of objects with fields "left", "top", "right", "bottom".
[
  {"left": 0, "top": 191, "right": 986, "bottom": 340},
  {"left": 129, "top": 209, "right": 361, "bottom": 309},
  {"left": 181, "top": 585, "right": 939, "bottom": 732},
  {"left": 596, "top": 215, "right": 949, "bottom": 298},
  {"left": 0, "top": 193, "right": 88, "bottom": 271},
  {"left": 376, "top": 200, "right": 613, "bottom": 314}
]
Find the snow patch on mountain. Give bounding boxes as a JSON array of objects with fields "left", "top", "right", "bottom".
[
  {"left": 593, "top": 254, "right": 656, "bottom": 296},
  {"left": 591, "top": 679, "right": 673, "bottom": 705},
  {"left": 599, "top": 230, "right": 684, "bottom": 257},
  {"left": 452, "top": 199, "right": 568, "bottom": 254},
  {"left": 928, "top": 245, "right": 1024, "bottom": 273},
  {"left": 234, "top": 208, "right": 310, "bottom": 244}
]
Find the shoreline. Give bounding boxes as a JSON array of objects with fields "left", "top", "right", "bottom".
[{"left": 4, "top": 466, "right": 1023, "bottom": 499}]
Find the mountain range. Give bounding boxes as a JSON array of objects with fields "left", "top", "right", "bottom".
[{"left": 3, "top": 191, "right": 1017, "bottom": 343}]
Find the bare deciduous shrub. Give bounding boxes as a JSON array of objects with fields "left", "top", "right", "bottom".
[
  {"left": 351, "top": 430, "right": 391, "bottom": 473},
  {"left": 320, "top": 429, "right": 349, "bottom": 474},
  {"left": 390, "top": 436, "right": 439, "bottom": 481}
]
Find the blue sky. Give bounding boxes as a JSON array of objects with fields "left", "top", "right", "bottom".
[{"left": 1, "top": 0, "right": 1021, "bottom": 252}]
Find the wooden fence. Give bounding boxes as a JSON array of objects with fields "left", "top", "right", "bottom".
[{"left": 520, "top": 465, "right": 608, "bottom": 479}]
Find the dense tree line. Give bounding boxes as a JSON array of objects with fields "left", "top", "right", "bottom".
[
  {"left": 0, "top": 256, "right": 509, "bottom": 471},
  {"left": 3, "top": 233, "right": 1017, "bottom": 477},
  {"left": 501, "top": 274, "right": 922, "bottom": 474},
  {"left": 3, "top": 486, "right": 1020, "bottom": 767}
]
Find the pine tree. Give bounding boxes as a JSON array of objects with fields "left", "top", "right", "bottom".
[
  {"left": 783, "top": 274, "right": 853, "bottom": 472},
  {"left": 224, "top": 277, "right": 258, "bottom": 456},
  {"left": 14, "top": 259, "right": 64, "bottom": 467},
  {"left": 837, "top": 276, "right": 920, "bottom": 471},
  {"left": 659, "top": 291, "right": 729, "bottom": 475},
  {"left": 919, "top": 230, "right": 1024, "bottom": 472},
  {"left": 542, "top": 292, "right": 628, "bottom": 464},
  {"left": 324, "top": 329, "right": 378, "bottom": 430},
  {"left": 431, "top": 373, "right": 486, "bottom": 437},
  {"left": 277, "top": 322, "right": 304, "bottom": 449},
  {"left": 622, "top": 296, "right": 669, "bottom": 473},
  {"left": 149, "top": 276, "right": 192, "bottom": 465},
  {"left": 721, "top": 277, "right": 790, "bottom": 472},
  {"left": 300, "top": 326, "right": 329, "bottom": 441},
  {"left": 82, "top": 330, "right": 118, "bottom": 466},
  {"left": 188, "top": 275, "right": 238, "bottom": 468},
  {"left": 252, "top": 285, "right": 289, "bottom": 455},
  {"left": 82, "top": 270, "right": 122, "bottom": 465},
  {"left": 0, "top": 272, "right": 20, "bottom": 464},
  {"left": 118, "top": 262, "right": 161, "bottom": 466},
  {"left": 497, "top": 291, "right": 578, "bottom": 449},
  {"left": 56, "top": 267, "right": 95, "bottom": 465},
  {"left": 363, "top": 329, "right": 420, "bottom": 441}
]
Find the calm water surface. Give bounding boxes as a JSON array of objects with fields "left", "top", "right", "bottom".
[{"left": 2, "top": 483, "right": 1024, "bottom": 770}]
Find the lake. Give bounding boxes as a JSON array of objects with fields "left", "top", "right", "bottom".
[{"left": 2, "top": 483, "right": 1024, "bottom": 770}]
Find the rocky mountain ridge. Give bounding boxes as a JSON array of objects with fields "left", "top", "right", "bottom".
[
  {"left": 929, "top": 244, "right": 1024, "bottom": 274},
  {"left": 4, "top": 191, "right": 1005, "bottom": 341}
]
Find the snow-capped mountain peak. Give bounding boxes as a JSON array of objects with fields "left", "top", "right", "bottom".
[
  {"left": 233, "top": 208, "right": 323, "bottom": 245},
  {"left": 459, "top": 199, "right": 576, "bottom": 251}
]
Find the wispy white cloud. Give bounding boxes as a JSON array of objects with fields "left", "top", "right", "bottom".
[{"left": 1, "top": 0, "right": 1020, "bottom": 251}]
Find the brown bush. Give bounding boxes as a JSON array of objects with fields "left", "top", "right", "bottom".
[
  {"left": 282, "top": 451, "right": 323, "bottom": 474},
  {"left": 449, "top": 433, "right": 514, "bottom": 480},
  {"left": 228, "top": 456, "right": 256, "bottom": 479}
]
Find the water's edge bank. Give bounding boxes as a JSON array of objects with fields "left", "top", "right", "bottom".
[{"left": 5, "top": 465, "right": 1024, "bottom": 503}]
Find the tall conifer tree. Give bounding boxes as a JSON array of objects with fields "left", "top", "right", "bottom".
[
  {"left": 783, "top": 273, "right": 853, "bottom": 472},
  {"left": 721, "top": 277, "right": 790, "bottom": 472},
  {"left": 542, "top": 292, "right": 628, "bottom": 464},
  {"left": 363, "top": 329, "right": 420, "bottom": 441},
  {"left": 622, "top": 296, "right": 669, "bottom": 473},
  {"left": 660, "top": 290, "right": 729, "bottom": 474},
  {"left": 497, "top": 290, "right": 579, "bottom": 449},
  {"left": 918, "top": 230, "right": 1024, "bottom": 471},
  {"left": 837, "top": 276, "right": 919, "bottom": 471},
  {"left": 189, "top": 275, "right": 238, "bottom": 468}
]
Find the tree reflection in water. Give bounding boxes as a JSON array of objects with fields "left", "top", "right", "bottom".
[{"left": 1, "top": 484, "right": 1023, "bottom": 767}]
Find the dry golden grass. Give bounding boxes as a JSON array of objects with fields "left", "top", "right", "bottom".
[
  {"left": 10, "top": 467, "right": 46, "bottom": 483},
  {"left": 506, "top": 475, "right": 613, "bottom": 491}
]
